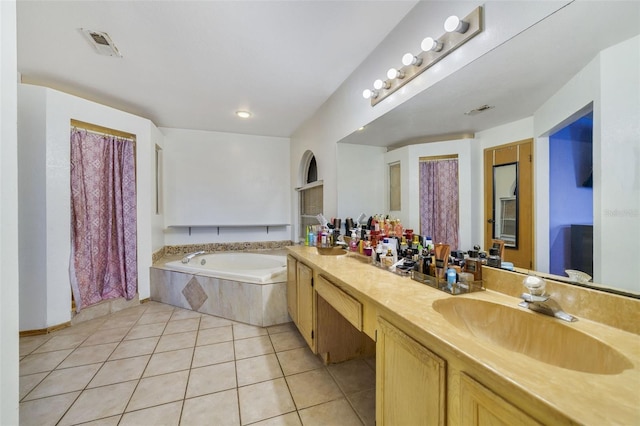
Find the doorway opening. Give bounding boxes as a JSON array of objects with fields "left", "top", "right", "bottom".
[{"left": 548, "top": 111, "right": 593, "bottom": 276}]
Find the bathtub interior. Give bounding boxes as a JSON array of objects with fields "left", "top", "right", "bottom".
[{"left": 164, "top": 252, "right": 287, "bottom": 284}]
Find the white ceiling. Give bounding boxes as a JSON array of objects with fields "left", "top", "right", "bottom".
[
  {"left": 341, "top": 0, "right": 640, "bottom": 147},
  {"left": 16, "top": 1, "right": 640, "bottom": 145},
  {"left": 16, "top": 0, "right": 417, "bottom": 137}
]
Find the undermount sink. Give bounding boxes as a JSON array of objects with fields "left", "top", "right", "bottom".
[
  {"left": 432, "top": 298, "right": 632, "bottom": 375},
  {"left": 316, "top": 246, "right": 347, "bottom": 256}
]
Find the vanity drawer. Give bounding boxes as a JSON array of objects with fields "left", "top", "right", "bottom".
[{"left": 316, "top": 275, "right": 362, "bottom": 330}]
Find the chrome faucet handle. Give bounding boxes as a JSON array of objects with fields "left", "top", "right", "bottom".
[
  {"left": 522, "top": 275, "right": 546, "bottom": 296},
  {"left": 520, "top": 293, "right": 549, "bottom": 303}
]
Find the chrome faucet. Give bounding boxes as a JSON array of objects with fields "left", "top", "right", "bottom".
[
  {"left": 518, "top": 275, "right": 577, "bottom": 322},
  {"left": 518, "top": 293, "right": 577, "bottom": 322},
  {"left": 181, "top": 250, "right": 205, "bottom": 264}
]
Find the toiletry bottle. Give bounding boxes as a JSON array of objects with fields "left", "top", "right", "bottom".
[
  {"left": 447, "top": 268, "right": 457, "bottom": 289},
  {"left": 434, "top": 243, "right": 450, "bottom": 279},
  {"left": 488, "top": 247, "right": 501, "bottom": 268},
  {"left": 424, "top": 236, "right": 433, "bottom": 252},
  {"left": 383, "top": 249, "right": 394, "bottom": 268},
  {"left": 349, "top": 229, "right": 358, "bottom": 252},
  {"left": 375, "top": 242, "right": 383, "bottom": 265}
]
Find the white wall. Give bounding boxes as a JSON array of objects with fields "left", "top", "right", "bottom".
[
  {"left": 150, "top": 124, "right": 166, "bottom": 253},
  {"left": 336, "top": 143, "right": 386, "bottom": 220},
  {"left": 18, "top": 84, "right": 160, "bottom": 329},
  {"left": 290, "top": 1, "right": 569, "bottom": 240},
  {"left": 161, "top": 127, "right": 291, "bottom": 246},
  {"left": 1, "top": 1, "right": 20, "bottom": 423}
]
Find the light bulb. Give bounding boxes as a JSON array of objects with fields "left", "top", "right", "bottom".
[
  {"left": 444, "top": 15, "right": 469, "bottom": 33},
  {"left": 387, "top": 68, "right": 405, "bottom": 80},
  {"left": 362, "top": 89, "right": 378, "bottom": 99},
  {"left": 421, "top": 37, "right": 443, "bottom": 52},
  {"left": 373, "top": 79, "right": 390, "bottom": 90},
  {"left": 402, "top": 53, "right": 422, "bottom": 67},
  {"left": 236, "top": 110, "right": 252, "bottom": 119}
]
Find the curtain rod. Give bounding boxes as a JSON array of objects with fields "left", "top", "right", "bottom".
[
  {"left": 70, "top": 119, "right": 136, "bottom": 141},
  {"left": 419, "top": 154, "right": 458, "bottom": 162}
]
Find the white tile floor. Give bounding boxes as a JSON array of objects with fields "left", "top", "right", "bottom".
[{"left": 19, "top": 302, "right": 376, "bottom": 426}]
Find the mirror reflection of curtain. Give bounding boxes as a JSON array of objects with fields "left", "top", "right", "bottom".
[
  {"left": 419, "top": 157, "right": 459, "bottom": 248},
  {"left": 69, "top": 128, "right": 137, "bottom": 312}
]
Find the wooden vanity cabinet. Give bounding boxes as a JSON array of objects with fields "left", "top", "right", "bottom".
[
  {"left": 286, "top": 256, "right": 315, "bottom": 351},
  {"left": 296, "top": 261, "right": 315, "bottom": 351},
  {"left": 376, "top": 317, "right": 446, "bottom": 426},
  {"left": 286, "top": 255, "right": 297, "bottom": 323},
  {"left": 460, "top": 373, "right": 541, "bottom": 426}
]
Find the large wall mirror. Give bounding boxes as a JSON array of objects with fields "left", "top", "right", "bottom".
[
  {"left": 492, "top": 163, "right": 518, "bottom": 248},
  {"left": 335, "top": 3, "right": 639, "bottom": 298}
]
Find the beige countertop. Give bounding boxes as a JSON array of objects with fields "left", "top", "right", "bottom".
[{"left": 287, "top": 245, "right": 640, "bottom": 425}]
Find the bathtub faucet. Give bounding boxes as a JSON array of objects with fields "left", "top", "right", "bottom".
[{"left": 181, "top": 250, "right": 205, "bottom": 264}]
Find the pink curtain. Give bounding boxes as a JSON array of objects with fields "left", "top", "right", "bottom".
[
  {"left": 419, "top": 158, "right": 459, "bottom": 249},
  {"left": 70, "top": 129, "right": 137, "bottom": 312}
]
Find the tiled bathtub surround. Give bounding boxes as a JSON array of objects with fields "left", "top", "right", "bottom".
[
  {"left": 151, "top": 247, "right": 165, "bottom": 265},
  {"left": 164, "top": 240, "right": 293, "bottom": 257},
  {"left": 150, "top": 267, "right": 289, "bottom": 327},
  {"left": 19, "top": 302, "right": 375, "bottom": 425}
]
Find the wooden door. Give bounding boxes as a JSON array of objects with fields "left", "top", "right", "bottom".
[{"left": 484, "top": 139, "right": 534, "bottom": 269}]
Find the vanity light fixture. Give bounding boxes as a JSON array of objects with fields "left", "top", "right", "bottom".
[
  {"left": 420, "top": 37, "right": 443, "bottom": 52},
  {"left": 387, "top": 68, "right": 405, "bottom": 80},
  {"left": 236, "top": 110, "right": 252, "bottom": 119},
  {"left": 362, "top": 89, "right": 378, "bottom": 100},
  {"left": 362, "top": 6, "right": 482, "bottom": 106},
  {"left": 444, "top": 15, "right": 470, "bottom": 33},
  {"left": 402, "top": 53, "right": 423, "bottom": 67},
  {"left": 373, "top": 79, "right": 391, "bottom": 90}
]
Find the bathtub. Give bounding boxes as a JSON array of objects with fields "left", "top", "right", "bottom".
[
  {"left": 151, "top": 252, "right": 290, "bottom": 326},
  {"left": 164, "top": 252, "right": 287, "bottom": 284}
]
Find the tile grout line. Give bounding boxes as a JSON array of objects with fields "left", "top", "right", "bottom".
[
  {"left": 119, "top": 303, "right": 169, "bottom": 421},
  {"left": 51, "top": 306, "right": 149, "bottom": 425}
]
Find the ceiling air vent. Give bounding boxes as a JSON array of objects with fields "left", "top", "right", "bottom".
[
  {"left": 80, "top": 29, "right": 122, "bottom": 58},
  {"left": 464, "top": 104, "right": 495, "bottom": 116}
]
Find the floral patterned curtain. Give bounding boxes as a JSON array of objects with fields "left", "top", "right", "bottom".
[
  {"left": 69, "top": 129, "right": 137, "bottom": 312},
  {"left": 419, "top": 158, "right": 459, "bottom": 249}
]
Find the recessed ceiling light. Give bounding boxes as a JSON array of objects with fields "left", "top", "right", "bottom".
[
  {"left": 236, "top": 110, "right": 252, "bottom": 119},
  {"left": 357, "top": 126, "right": 365, "bottom": 131}
]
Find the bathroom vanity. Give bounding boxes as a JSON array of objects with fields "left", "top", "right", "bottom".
[{"left": 286, "top": 245, "right": 640, "bottom": 425}]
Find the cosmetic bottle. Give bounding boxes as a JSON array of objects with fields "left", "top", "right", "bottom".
[
  {"left": 446, "top": 268, "right": 457, "bottom": 290},
  {"left": 434, "top": 243, "right": 450, "bottom": 279},
  {"left": 488, "top": 247, "right": 501, "bottom": 268}
]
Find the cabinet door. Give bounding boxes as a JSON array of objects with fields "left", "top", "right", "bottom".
[
  {"left": 460, "top": 373, "right": 541, "bottom": 426},
  {"left": 286, "top": 256, "right": 297, "bottom": 323},
  {"left": 377, "top": 317, "right": 446, "bottom": 426},
  {"left": 296, "top": 261, "right": 315, "bottom": 351}
]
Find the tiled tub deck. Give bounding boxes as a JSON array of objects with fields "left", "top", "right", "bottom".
[{"left": 150, "top": 265, "right": 289, "bottom": 327}]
